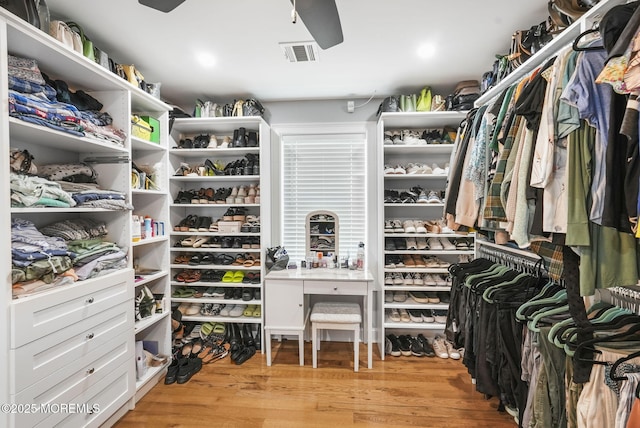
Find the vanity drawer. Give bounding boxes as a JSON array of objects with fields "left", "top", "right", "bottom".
[
  {"left": 11, "top": 269, "right": 133, "bottom": 348},
  {"left": 304, "top": 280, "right": 367, "bottom": 296},
  {"left": 11, "top": 301, "right": 132, "bottom": 393},
  {"left": 13, "top": 334, "right": 133, "bottom": 428}
]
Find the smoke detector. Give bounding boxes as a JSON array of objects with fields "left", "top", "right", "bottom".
[{"left": 279, "top": 41, "right": 320, "bottom": 63}]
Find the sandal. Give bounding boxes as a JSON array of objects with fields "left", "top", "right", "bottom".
[
  {"left": 232, "top": 271, "right": 244, "bottom": 283},
  {"left": 243, "top": 255, "right": 256, "bottom": 267},
  {"left": 181, "top": 236, "right": 197, "bottom": 247},
  {"left": 222, "top": 271, "right": 234, "bottom": 282},
  {"left": 173, "top": 254, "right": 191, "bottom": 264},
  {"left": 252, "top": 305, "right": 261, "bottom": 317},
  {"left": 193, "top": 236, "right": 210, "bottom": 248},
  {"left": 243, "top": 305, "right": 255, "bottom": 317}
]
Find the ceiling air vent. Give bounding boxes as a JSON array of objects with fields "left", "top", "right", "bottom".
[{"left": 279, "top": 41, "right": 320, "bottom": 63}]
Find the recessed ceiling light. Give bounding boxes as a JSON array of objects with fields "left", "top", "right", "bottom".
[
  {"left": 417, "top": 43, "right": 436, "bottom": 59},
  {"left": 195, "top": 52, "right": 216, "bottom": 68}
]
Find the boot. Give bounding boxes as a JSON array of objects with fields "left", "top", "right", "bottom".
[
  {"left": 247, "top": 131, "right": 258, "bottom": 147},
  {"left": 235, "top": 127, "right": 247, "bottom": 147}
]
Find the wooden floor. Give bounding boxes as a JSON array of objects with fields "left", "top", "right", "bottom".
[{"left": 114, "top": 340, "right": 517, "bottom": 428}]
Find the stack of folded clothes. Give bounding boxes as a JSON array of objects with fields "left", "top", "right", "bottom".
[
  {"left": 7, "top": 54, "right": 126, "bottom": 146},
  {"left": 12, "top": 217, "right": 129, "bottom": 298}
]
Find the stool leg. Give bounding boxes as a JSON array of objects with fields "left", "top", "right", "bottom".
[
  {"left": 354, "top": 326, "right": 359, "bottom": 372},
  {"left": 312, "top": 323, "right": 318, "bottom": 369},
  {"left": 298, "top": 331, "right": 304, "bottom": 366},
  {"left": 266, "top": 329, "right": 272, "bottom": 367}
]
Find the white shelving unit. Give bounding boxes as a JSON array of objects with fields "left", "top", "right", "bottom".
[
  {"left": 168, "top": 117, "right": 270, "bottom": 348},
  {"left": 0, "top": 7, "right": 172, "bottom": 427},
  {"left": 377, "top": 111, "right": 474, "bottom": 359},
  {"left": 129, "top": 93, "right": 171, "bottom": 402}
]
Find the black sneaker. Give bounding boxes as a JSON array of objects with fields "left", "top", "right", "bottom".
[
  {"left": 410, "top": 336, "right": 425, "bottom": 357},
  {"left": 398, "top": 335, "right": 412, "bottom": 356},
  {"left": 417, "top": 334, "right": 435, "bottom": 357},
  {"left": 386, "top": 334, "right": 401, "bottom": 357}
]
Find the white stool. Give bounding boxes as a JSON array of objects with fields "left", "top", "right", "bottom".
[{"left": 310, "top": 302, "right": 362, "bottom": 372}]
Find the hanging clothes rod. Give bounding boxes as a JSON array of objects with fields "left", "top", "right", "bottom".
[{"left": 476, "top": 240, "right": 546, "bottom": 277}]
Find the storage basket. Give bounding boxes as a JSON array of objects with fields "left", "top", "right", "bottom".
[{"left": 131, "top": 115, "right": 152, "bottom": 141}]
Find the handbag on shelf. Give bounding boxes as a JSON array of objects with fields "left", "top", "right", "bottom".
[
  {"left": 376, "top": 96, "right": 400, "bottom": 115},
  {"left": 0, "top": 0, "right": 40, "bottom": 29},
  {"left": 66, "top": 21, "right": 95, "bottom": 62},
  {"left": 49, "top": 20, "right": 82, "bottom": 54},
  {"left": 415, "top": 87, "right": 432, "bottom": 112},
  {"left": 243, "top": 98, "right": 265, "bottom": 116},
  {"left": 119, "top": 64, "right": 146, "bottom": 90}
]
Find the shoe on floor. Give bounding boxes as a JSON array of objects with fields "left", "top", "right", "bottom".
[
  {"left": 445, "top": 340, "right": 461, "bottom": 360},
  {"left": 432, "top": 336, "right": 449, "bottom": 359},
  {"left": 417, "top": 334, "right": 435, "bottom": 357},
  {"left": 398, "top": 335, "right": 412, "bottom": 356},
  {"left": 386, "top": 334, "right": 401, "bottom": 357}
]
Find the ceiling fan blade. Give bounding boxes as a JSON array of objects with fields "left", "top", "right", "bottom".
[
  {"left": 138, "top": 0, "right": 186, "bottom": 13},
  {"left": 291, "top": 0, "right": 343, "bottom": 49}
]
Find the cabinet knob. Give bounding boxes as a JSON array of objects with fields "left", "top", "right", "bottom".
[
  {"left": 298, "top": 303, "right": 302, "bottom": 307},
  {"left": 333, "top": 287, "right": 338, "bottom": 291},
  {"left": 86, "top": 368, "right": 95, "bottom": 375},
  {"left": 86, "top": 333, "right": 94, "bottom": 340},
  {"left": 86, "top": 297, "right": 94, "bottom": 304}
]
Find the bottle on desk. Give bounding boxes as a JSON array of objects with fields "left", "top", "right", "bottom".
[{"left": 356, "top": 242, "right": 365, "bottom": 270}]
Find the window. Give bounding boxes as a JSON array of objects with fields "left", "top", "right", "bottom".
[{"left": 281, "top": 132, "right": 367, "bottom": 263}]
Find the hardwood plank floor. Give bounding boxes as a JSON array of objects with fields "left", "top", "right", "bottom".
[{"left": 115, "top": 340, "right": 517, "bottom": 427}]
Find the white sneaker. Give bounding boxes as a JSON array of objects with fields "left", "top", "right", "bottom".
[
  {"left": 415, "top": 221, "right": 427, "bottom": 234},
  {"left": 413, "top": 273, "right": 424, "bottom": 285},
  {"left": 432, "top": 163, "right": 446, "bottom": 175},
  {"left": 440, "top": 237, "right": 456, "bottom": 251},
  {"left": 403, "top": 219, "right": 416, "bottom": 233},
  {"left": 384, "top": 273, "right": 394, "bottom": 285},
  {"left": 385, "top": 292, "right": 394, "bottom": 303},
  {"left": 393, "top": 273, "right": 404, "bottom": 285},
  {"left": 403, "top": 273, "right": 414, "bottom": 286},
  {"left": 393, "top": 291, "right": 408, "bottom": 302},
  {"left": 426, "top": 191, "right": 442, "bottom": 204},
  {"left": 427, "top": 237, "right": 444, "bottom": 250},
  {"left": 384, "top": 164, "right": 395, "bottom": 174},
  {"left": 445, "top": 340, "right": 461, "bottom": 360},
  {"left": 432, "top": 336, "right": 449, "bottom": 359},
  {"left": 423, "top": 273, "right": 438, "bottom": 286},
  {"left": 406, "top": 163, "right": 421, "bottom": 175}
]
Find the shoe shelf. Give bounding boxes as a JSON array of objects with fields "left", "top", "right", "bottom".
[
  {"left": 135, "top": 270, "right": 170, "bottom": 287},
  {"left": 386, "top": 301, "right": 449, "bottom": 310},
  {"left": 387, "top": 285, "right": 452, "bottom": 292},
  {"left": 171, "top": 176, "right": 259, "bottom": 183},
  {"left": 384, "top": 267, "right": 450, "bottom": 273},
  {"left": 383, "top": 144, "right": 455, "bottom": 155},
  {"left": 384, "top": 203, "right": 445, "bottom": 208},
  {"left": 384, "top": 320, "right": 447, "bottom": 330},
  {"left": 169, "top": 116, "right": 271, "bottom": 351},
  {"left": 132, "top": 189, "right": 166, "bottom": 196},
  {"left": 378, "top": 111, "right": 474, "bottom": 360},
  {"left": 171, "top": 203, "right": 260, "bottom": 208},
  {"left": 170, "top": 147, "right": 260, "bottom": 157},
  {"left": 383, "top": 174, "right": 448, "bottom": 180}
]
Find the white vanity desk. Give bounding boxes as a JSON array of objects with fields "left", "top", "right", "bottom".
[{"left": 264, "top": 268, "right": 377, "bottom": 369}]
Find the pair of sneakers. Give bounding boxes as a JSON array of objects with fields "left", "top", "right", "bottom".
[
  {"left": 385, "top": 334, "right": 436, "bottom": 357},
  {"left": 432, "top": 335, "right": 461, "bottom": 359}
]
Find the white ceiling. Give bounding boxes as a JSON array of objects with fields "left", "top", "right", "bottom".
[{"left": 45, "top": 0, "right": 549, "bottom": 108}]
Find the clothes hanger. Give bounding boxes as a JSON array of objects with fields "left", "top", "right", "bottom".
[
  {"left": 609, "top": 350, "right": 640, "bottom": 381},
  {"left": 573, "top": 323, "right": 640, "bottom": 364},
  {"left": 516, "top": 289, "right": 568, "bottom": 322},
  {"left": 572, "top": 28, "right": 605, "bottom": 52},
  {"left": 515, "top": 283, "right": 563, "bottom": 321},
  {"left": 527, "top": 304, "right": 570, "bottom": 332},
  {"left": 482, "top": 271, "right": 530, "bottom": 303}
]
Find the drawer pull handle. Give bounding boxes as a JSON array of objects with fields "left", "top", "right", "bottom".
[
  {"left": 87, "top": 368, "right": 95, "bottom": 375},
  {"left": 86, "top": 333, "right": 94, "bottom": 340},
  {"left": 86, "top": 297, "right": 95, "bottom": 304},
  {"left": 333, "top": 287, "right": 338, "bottom": 291}
]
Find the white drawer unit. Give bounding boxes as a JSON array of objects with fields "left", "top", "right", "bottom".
[
  {"left": 304, "top": 280, "right": 367, "bottom": 296},
  {"left": 10, "top": 270, "right": 132, "bottom": 349},
  {"left": 10, "top": 302, "right": 132, "bottom": 393},
  {"left": 12, "top": 335, "right": 134, "bottom": 428}
]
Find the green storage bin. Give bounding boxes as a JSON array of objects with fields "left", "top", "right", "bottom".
[{"left": 140, "top": 115, "right": 160, "bottom": 143}]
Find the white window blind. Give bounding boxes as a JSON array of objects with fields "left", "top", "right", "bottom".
[{"left": 281, "top": 133, "right": 367, "bottom": 263}]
